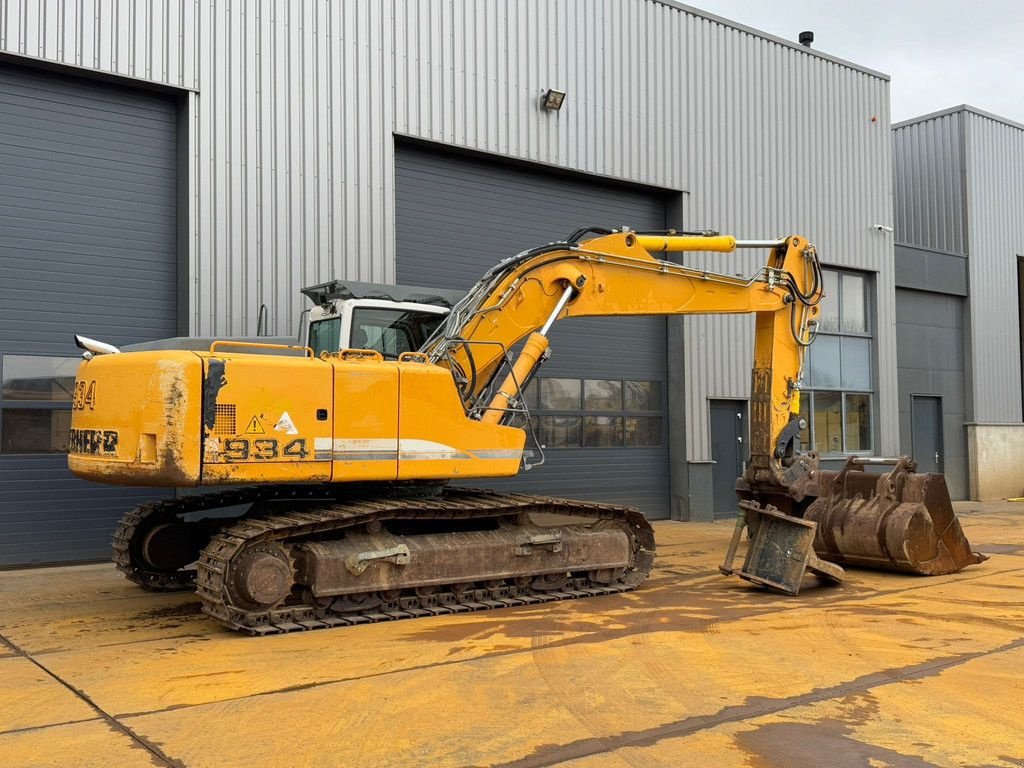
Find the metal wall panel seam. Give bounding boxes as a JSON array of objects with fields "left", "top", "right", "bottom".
[
  {"left": 23, "top": 0, "right": 36, "bottom": 58},
  {"left": 380, "top": 0, "right": 396, "bottom": 285},
  {"left": 313, "top": 0, "right": 327, "bottom": 291},
  {"left": 192, "top": 0, "right": 207, "bottom": 332},
  {"left": 243, "top": 0, "right": 258, "bottom": 333}
]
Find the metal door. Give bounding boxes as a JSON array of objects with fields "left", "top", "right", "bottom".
[
  {"left": 395, "top": 142, "right": 670, "bottom": 517},
  {"left": 911, "top": 396, "right": 943, "bottom": 474},
  {"left": 0, "top": 64, "right": 178, "bottom": 566},
  {"left": 710, "top": 400, "right": 747, "bottom": 519}
]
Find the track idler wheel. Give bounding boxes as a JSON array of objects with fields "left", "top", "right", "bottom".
[
  {"left": 230, "top": 543, "right": 296, "bottom": 609},
  {"left": 121, "top": 509, "right": 222, "bottom": 590}
]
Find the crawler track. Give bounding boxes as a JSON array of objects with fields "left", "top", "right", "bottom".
[
  {"left": 195, "top": 488, "right": 655, "bottom": 635},
  {"left": 113, "top": 486, "right": 655, "bottom": 635}
]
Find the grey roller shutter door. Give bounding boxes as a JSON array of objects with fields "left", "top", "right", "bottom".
[
  {"left": 0, "top": 64, "right": 177, "bottom": 566},
  {"left": 395, "top": 143, "right": 670, "bottom": 518}
]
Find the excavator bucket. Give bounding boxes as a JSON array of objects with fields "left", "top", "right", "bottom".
[
  {"left": 803, "top": 457, "right": 988, "bottom": 575},
  {"left": 719, "top": 500, "right": 844, "bottom": 595}
]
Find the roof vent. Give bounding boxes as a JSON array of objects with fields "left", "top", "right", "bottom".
[{"left": 799, "top": 31, "right": 814, "bottom": 47}]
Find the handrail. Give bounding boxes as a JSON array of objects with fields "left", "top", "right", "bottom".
[
  {"left": 398, "top": 351, "right": 430, "bottom": 364},
  {"left": 338, "top": 348, "right": 385, "bottom": 361}
]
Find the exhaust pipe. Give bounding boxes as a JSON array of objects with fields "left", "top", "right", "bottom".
[{"left": 74, "top": 334, "right": 121, "bottom": 359}]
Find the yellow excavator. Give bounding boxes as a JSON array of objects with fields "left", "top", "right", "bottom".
[{"left": 67, "top": 230, "right": 984, "bottom": 634}]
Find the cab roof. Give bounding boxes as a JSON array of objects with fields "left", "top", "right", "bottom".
[{"left": 301, "top": 280, "right": 464, "bottom": 308}]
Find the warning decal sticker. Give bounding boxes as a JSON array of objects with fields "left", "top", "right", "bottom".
[{"left": 274, "top": 411, "right": 299, "bottom": 435}]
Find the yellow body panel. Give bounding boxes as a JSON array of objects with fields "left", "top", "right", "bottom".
[
  {"left": 198, "top": 352, "right": 333, "bottom": 484},
  {"left": 68, "top": 351, "right": 203, "bottom": 486},
  {"left": 396, "top": 362, "right": 525, "bottom": 480},
  {"left": 69, "top": 349, "right": 525, "bottom": 487},
  {"left": 327, "top": 356, "right": 399, "bottom": 481}
]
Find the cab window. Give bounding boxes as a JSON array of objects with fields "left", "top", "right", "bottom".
[
  {"left": 351, "top": 308, "right": 444, "bottom": 359},
  {"left": 308, "top": 317, "right": 341, "bottom": 358}
]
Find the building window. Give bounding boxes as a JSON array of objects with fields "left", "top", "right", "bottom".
[
  {"left": 1, "top": 355, "right": 79, "bottom": 454},
  {"left": 521, "top": 378, "right": 663, "bottom": 448},
  {"left": 798, "top": 270, "right": 874, "bottom": 455}
]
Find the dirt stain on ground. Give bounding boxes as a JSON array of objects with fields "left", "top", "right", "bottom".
[
  {"left": 135, "top": 602, "right": 203, "bottom": 621},
  {"left": 402, "top": 578, "right": 863, "bottom": 651},
  {"left": 125, "top": 601, "right": 206, "bottom": 631},
  {"left": 736, "top": 693, "right": 941, "bottom": 768}
]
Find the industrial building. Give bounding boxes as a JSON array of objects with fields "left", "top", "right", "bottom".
[
  {"left": 892, "top": 105, "right": 1024, "bottom": 501},
  {"left": 0, "top": 1, "right": 898, "bottom": 566}
]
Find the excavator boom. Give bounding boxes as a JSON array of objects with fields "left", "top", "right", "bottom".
[{"left": 423, "top": 230, "right": 820, "bottom": 471}]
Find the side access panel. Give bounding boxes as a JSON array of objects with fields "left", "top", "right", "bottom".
[
  {"left": 397, "top": 362, "right": 525, "bottom": 481},
  {"left": 201, "top": 354, "right": 333, "bottom": 483},
  {"left": 329, "top": 357, "right": 400, "bottom": 481}
]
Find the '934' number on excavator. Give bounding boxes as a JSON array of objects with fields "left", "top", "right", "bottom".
[
  {"left": 72, "top": 380, "right": 97, "bottom": 410},
  {"left": 222, "top": 438, "right": 309, "bottom": 462}
]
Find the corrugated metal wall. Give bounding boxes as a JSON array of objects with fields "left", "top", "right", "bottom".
[
  {"left": 963, "top": 111, "right": 1024, "bottom": 422},
  {"left": 0, "top": 0, "right": 198, "bottom": 88},
  {"left": 680, "top": 17, "right": 897, "bottom": 458},
  {"left": 0, "top": 0, "right": 898, "bottom": 459},
  {"left": 892, "top": 111, "right": 967, "bottom": 256}
]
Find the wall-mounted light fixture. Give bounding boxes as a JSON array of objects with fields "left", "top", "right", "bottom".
[{"left": 541, "top": 88, "right": 566, "bottom": 111}]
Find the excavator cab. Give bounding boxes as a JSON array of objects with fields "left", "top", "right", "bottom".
[{"left": 300, "top": 280, "right": 460, "bottom": 360}]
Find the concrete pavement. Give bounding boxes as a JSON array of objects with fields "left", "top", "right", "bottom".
[{"left": 1, "top": 501, "right": 1022, "bottom": 767}]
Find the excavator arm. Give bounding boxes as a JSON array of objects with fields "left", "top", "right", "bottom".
[
  {"left": 421, "top": 228, "right": 983, "bottom": 592},
  {"left": 423, "top": 229, "right": 822, "bottom": 495}
]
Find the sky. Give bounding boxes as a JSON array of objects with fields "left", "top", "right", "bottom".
[{"left": 687, "top": 0, "right": 1024, "bottom": 124}]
